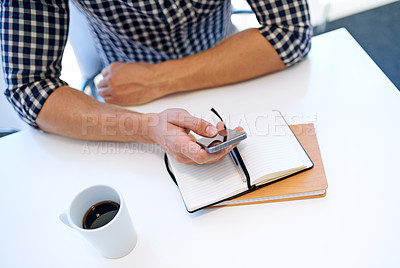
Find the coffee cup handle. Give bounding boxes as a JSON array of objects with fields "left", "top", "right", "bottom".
[{"left": 59, "top": 211, "right": 73, "bottom": 228}]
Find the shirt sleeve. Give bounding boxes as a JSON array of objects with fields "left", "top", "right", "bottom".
[
  {"left": 246, "top": 0, "right": 312, "bottom": 67},
  {"left": 0, "top": 0, "right": 69, "bottom": 128}
]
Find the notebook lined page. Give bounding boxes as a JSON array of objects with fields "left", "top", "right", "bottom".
[
  {"left": 169, "top": 156, "right": 246, "bottom": 212},
  {"left": 230, "top": 111, "right": 306, "bottom": 186},
  {"left": 239, "top": 135, "right": 305, "bottom": 185}
]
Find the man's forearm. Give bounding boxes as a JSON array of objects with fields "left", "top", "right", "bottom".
[
  {"left": 156, "top": 28, "right": 286, "bottom": 94},
  {"left": 35, "top": 86, "right": 239, "bottom": 165},
  {"left": 36, "top": 86, "right": 154, "bottom": 142}
]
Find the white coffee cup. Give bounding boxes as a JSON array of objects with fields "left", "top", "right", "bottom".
[{"left": 60, "top": 185, "right": 137, "bottom": 258}]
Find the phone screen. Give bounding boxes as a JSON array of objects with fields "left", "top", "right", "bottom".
[{"left": 196, "top": 129, "right": 246, "bottom": 153}]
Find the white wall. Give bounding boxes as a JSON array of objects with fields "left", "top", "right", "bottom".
[
  {"left": 325, "top": 0, "right": 398, "bottom": 21},
  {"left": 232, "top": 0, "right": 398, "bottom": 27}
]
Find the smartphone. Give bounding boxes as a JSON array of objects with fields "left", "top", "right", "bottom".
[{"left": 196, "top": 129, "right": 247, "bottom": 153}]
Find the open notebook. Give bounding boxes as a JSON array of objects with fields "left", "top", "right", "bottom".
[{"left": 167, "top": 110, "right": 314, "bottom": 213}]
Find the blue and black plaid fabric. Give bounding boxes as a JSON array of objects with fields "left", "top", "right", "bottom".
[{"left": 0, "top": 0, "right": 312, "bottom": 128}]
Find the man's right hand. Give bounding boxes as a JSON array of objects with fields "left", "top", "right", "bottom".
[{"left": 147, "top": 108, "right": 243, "bottom": 165}]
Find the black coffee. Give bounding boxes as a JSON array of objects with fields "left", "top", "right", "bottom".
[{"left": 82, "top": 201, "right": 120, "bottom": 229}]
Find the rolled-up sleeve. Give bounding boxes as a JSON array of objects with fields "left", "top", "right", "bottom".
[
  {"left": 247, "top": 0, "right": 312, "bottom": 67},
  {"left": 0, "top": 0, "right": 69, "bottom": 128}
]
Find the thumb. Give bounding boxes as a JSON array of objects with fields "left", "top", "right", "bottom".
[{"left": 168, "top": 110, "right": 218, "bottom": 137}]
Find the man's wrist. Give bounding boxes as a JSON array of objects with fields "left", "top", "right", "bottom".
[
  {"left": 94, "top": 109, "right": 158, "bottom": 144},
  {"left": 153, "top": 60, "right": 186, "bottom": 95},
  {"left": 138, "top": 112, "right": 160, "bottom": 144}
]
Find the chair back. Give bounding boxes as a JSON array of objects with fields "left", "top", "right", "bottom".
[{"left": 69, "top": 1, "right": 103, "bottom": 81}]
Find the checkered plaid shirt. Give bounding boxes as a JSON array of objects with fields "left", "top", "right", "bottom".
[{"left": 0, "top": 0, "right": 312, "bottom": 128}]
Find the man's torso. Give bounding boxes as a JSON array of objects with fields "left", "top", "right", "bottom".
[{"left": 72, "top": 0, "right": 233, "bottom": 66}]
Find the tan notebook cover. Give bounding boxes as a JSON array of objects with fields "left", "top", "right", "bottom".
[{"left": 214, "top": 123, "right": 328, "bottom": 207}]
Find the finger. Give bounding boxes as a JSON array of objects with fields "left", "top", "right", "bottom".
[
  {"left": 162, "top": 128, "right": 203, "bottom": 157},
  {"left": 174, "top": 137, "right": 233, "bottom": 165},
  {"left": 208, "top": 145, "right": 232, "bottom": 160},
  {"left": 216, "top": 121, "right": 226, "bottom": 131},
  {"left": 206, "top": 152, "right": 230, "bottom": 164},
  {"left": 165, "top": 145, "right": 196, "bottom": 165},
  {"left": 97, "top": 87, "right": 112, "bottom": 98},
  {"left": 168, "top": 110, "right": 218, "bottom": 138},
  {"left": 234, "top": 126, "right": 244, "bottom": 132},
  {"left": 162, "top": 118, "right": 231, "bottom": 165},
  {"left": 190, "top": 144, "right": 234, "bottom": 164},
  {"left": 168, "top": 133, "right": 214, "bottom": 164},
  {"left": 171, "top": 153, "right": 196, "bottom": 165},
  {"left": 97, "top": 78, "right": 109, "bottom": 89},
  {"left": 101, "top": 66, "right": 111, "bottom": 77},
  {"left": 102, "top": 96, "right": 115, "bottom": 104},
  {"left": 101, "top": 62, "right": 123, "bottom": 77}
]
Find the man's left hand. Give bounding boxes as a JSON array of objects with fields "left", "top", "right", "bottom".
[{"left": 97, "top": 61, "right": 167, "bottom": 106}]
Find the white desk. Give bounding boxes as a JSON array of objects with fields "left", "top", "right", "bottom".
[{"left": 1, "top": 29, "right": 400, "bottom": 268}]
